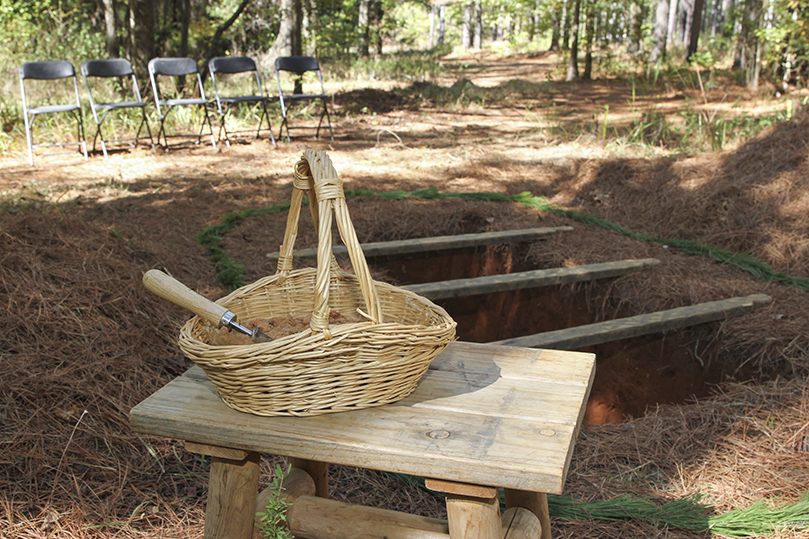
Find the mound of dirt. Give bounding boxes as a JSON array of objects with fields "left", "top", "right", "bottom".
[{"left": 558, "top": 108, "right": 809, "bottom": 278}]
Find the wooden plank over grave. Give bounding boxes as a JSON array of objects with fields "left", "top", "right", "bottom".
[
  {"left": 404, "top": 259, "right": 660, "bottom": 299},
  {"left": 266, "top": 227, "right": 573, "bottom": 261},
  {"left": 492, "top": 294, "right": 772, "bottom": 350}
]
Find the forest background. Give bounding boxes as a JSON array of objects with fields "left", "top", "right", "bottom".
[
  {"left": 4, "top": 0, "right": 809, "bottom": 537},
  {"left": 1, "top": 0, "right": 809, "bottom": 122}
]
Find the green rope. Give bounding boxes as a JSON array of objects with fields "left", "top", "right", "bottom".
[
  {"left": 196, "top": 187, "right": 809, "bottom": 292},
  {"left": 395, "top": 473, "right": 809, "bottom": 536}
]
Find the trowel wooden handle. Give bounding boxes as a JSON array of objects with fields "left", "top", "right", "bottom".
[{"left": 143, "top": 269, "right": 229, "bottom": 327}]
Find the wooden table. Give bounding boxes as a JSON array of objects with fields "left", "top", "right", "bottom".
[{"left": 130, "top": 341, "right": 595, "bottom": 539}]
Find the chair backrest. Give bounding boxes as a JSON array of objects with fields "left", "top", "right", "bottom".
[
  {"left": 149, "top": 57, "right": 199, "bottom": 77},
  {"left": 20, "top": 60, "right": 75, "bottom": 81},
  {"left": 81, "top": 59, "right": 145, "bottom": 119},
  {"left": 275, "top": 56, "right": 320, "bottom": 75},
  {"left": 82, "top": 58, "right": 134, "bottom": 79},
  {"left": 209, "top": 56, "right": 257, "bottom": 75}
]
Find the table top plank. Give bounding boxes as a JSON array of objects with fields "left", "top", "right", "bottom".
[{"left": 130, "top": 341, "right": 595, "bottom": 494}]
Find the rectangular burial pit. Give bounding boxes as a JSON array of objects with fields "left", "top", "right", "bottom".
[{"left": 364, "top": 244, "right": 746, "bottom": 425}]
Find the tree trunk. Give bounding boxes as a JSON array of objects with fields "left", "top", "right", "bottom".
[
  {"left": 567, "top": 0, "right": 581, "bottom": 80},
  {"left": 374, "top": 1, "right": 384, "bottom": 55},
  {"left": 179, "top": 0, "right": 190, "bottom": 57},
  {"left": 561, "top": 0, "right": 570, "bottom": 49},
  {"left": 437, "top": 4, "right": 446, "bottom": 45},
  {"left": 358, "top": 0, "right": 370, "bottom": 56},
  {"left": 102, "top": 0, "right": 118, "bottom": 58},
  {"left": 303, "top": 0, "right": 317, "bottom": 56},
  {"left": 269, "top": 0, "right": 302, "bottom": 59},
  {"left": 128, "top": 0, "right": 155, "bottom": 82},
  {"left": 550, "top": 3, "right": 561, "bottom": 50},
  {"left": 627, "top": 1, "right": 645, "bottom": 54},
  {"left": 666, "top": 0, "right": 679, "bottom": 46},
  {"left": 200, "top": 0, "right": 250, "bottom": 84},
  {"left": 583, "top": 0, "right": 595, "bottom": 79},
  {"left": 685, "top": 0, "right": 705, "bottom": 60},
  {"left": 678, "top": 0, "right": 692, "bottom": 46},
  {"left": 474, "top": 0, "right": 482, "bottom": 49},
  {"left": 650, "top": 0, "right": 670, "bottom": 63},
  {"left": 742, "top": 0, "right": 764, "bottom": 88},
  {"left": 462, "top": 3, "right": 473, "bottom": 50},
  {"left": 429, "top": 5, "right": 436, "bottom": 48}
]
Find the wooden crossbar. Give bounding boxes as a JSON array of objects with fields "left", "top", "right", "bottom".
[
  {"left": 493, "top": 294, "right": 772, "bottom": 350},
  {"left": 266, "top": 227, "right": 573, "bottom": 261},
  {"left": 404, "top": 259, "right": 660, "bottom": 300}
]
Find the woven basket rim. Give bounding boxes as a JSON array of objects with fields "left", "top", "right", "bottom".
[{"left": 180, "top": 268, "right": 456, "bottom": 355}]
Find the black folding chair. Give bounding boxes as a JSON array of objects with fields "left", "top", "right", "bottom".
[
  {"left": 147, "top": 57, "right": 216, "bottom": 151},
  {"left": 208, "top": 56, "right": 276, "bottom": 147},
  {"left": 81, "top": 58, "right": 155, "bottom": 157},
  {"left": 274, "top": 56, "right": 334, "bottom": 142},
  {"left": 19, "top": 60, "right": 88, "bottom": 166}
]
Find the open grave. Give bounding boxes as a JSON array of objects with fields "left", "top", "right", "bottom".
[{"left": 267, "top": 226, "right": 771, "bottom": 425}]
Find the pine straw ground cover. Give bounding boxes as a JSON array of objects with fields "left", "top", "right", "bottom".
[{"left": 2, "top": 111, "right": 809, "bottom": 538}]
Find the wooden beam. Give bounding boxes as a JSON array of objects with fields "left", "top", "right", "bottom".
[
  {"left": 493, "top": 294, "right": 772, "bottom": 350},
  {"left": 404, "top": 259, "right": 660, "bottom": 299},
  {"left": 266, "top": 227, "right": 573, "bottom": 261}
]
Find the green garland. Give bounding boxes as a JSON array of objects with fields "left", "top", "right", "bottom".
[
  {"left": 550, "top": 492, "right": 809, "bottom": 535},
  {"left": 196, "top": 186, "right": 809, "bottom": 293},
  {"left": 392, "top": 472, "right": 809, "bottom": 536}
]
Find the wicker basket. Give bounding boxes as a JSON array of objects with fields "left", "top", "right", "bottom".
[{"left": 178, "top": 150, "right": 457, "bottom": 416}]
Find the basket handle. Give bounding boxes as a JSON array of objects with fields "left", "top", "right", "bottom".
[{"left": 277, "top": 150, "right": 382, "bottom": 337}]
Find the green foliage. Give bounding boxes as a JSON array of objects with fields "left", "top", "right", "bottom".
[
  {"left": 335, "top": 49, "right": 448, "bottom": 81},
  {"left": 256, "top": 464, "right": 294, "bottom": 539},
  {"left": 398, "top": 77, "right": 549, "bottom": 109}
]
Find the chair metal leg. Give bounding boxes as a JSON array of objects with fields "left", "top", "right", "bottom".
[
  {"left": 218, "top": 110, "right": 231, "bottom": 148},
  {"left": 24, "top": 114, "right": 34, "bottom": 166},
  {"left": 77, "top": 111, "right": 88, "bottom": 161},
  {"left": 259, "top": 101, "right": 276, "bottom": 146},
  {"left": 200, "top": 106, "right": 217, "bottom": 149},
  {"left": 136, "top": 112, "right": 157, "bottom": 154}
]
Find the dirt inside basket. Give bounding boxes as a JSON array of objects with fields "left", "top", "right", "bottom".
[{"left": 208, "top": 310, "right": 362, "bottom": 345}]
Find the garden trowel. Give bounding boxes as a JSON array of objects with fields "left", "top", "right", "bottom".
[{"left": 143, "top": 269, "right": 272, "bottom": 343}]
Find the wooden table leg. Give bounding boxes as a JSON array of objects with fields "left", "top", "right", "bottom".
[
  {"left": 290, "top": 458, "right": 329, "bottom": 498},
  {"left": 426, "top": 479, "right": 501, "bottom": 539},
  {"left": 504, "top": 489, "right": 551, "bottom": 539},
  {"left": 204, "top": 450, "right": 261, "bottom": 539}
]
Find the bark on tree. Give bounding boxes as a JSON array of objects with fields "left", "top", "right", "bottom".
[
  {"left": 561, "top": 0, "right": 570, "bottom": 49},
  {"left": 567, "top": 0, "right": 581, "bottom": 80},
  {"left": 202, "top": 0, "right": 250, "bottom": 82},
  {"left": 474, "top": 0, "right": 482, "bottom": 49},
  {"left": 102, "top": 0, "right": 118, "bottom": 58},
  {"left": 686, "top": 0, "right": 705, "bottom": 60},
  {"left": 303, "top": 0, "right": 317, "bottom": 56},
  {"left": 738, "top": 0, "right": 764, "bottom": 88},
  {"left": 437, "top": 4, "right": 446, "bottom": 45},
  {"left": 358, "top": 0, "right": 370, "bottom": 56},
  {"left": 583, "top": 0, "right": 595, "bottom": 79},
  {"left": 550, "top": 3, "right": 561, "bottom": 50},
  {"left": 429, "top": 5, "right": 436, "bottom": 48},
  {"left": 650, "top": 0, "right": 670, "bottom": 63},
  {"left": 269, "top": 0, "right": 302, "bottom": 59},
  {"left": 627, "top": 0, "right": 645, "bottom": 54},
  {"left": 462, "top": 3, "right": 473, "bottom": 50},
  {"left": 666, "top": 0, "right": 679, "bottom": 46},
  {"left": 128, "top": 0, "right": 155, "bottom": 82},
  {"left": 179, "top": 0, "right": 190, "bottom": 57}
]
